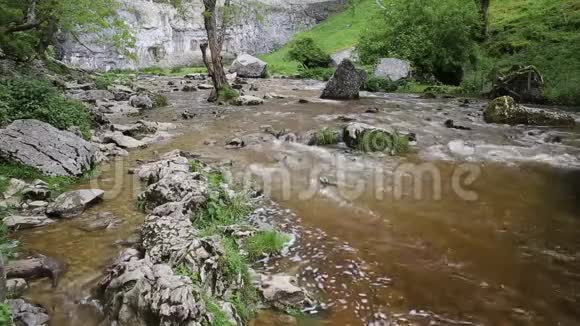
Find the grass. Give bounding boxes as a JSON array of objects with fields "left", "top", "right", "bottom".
[
  {"left": 482, "top": 0, "right": 580, "bottom": 105},
  {"left": 260, "top": 0, "right": 375, "bottom": 75},
  {"left": 174, "top": 264, "right": 201, "bottom": 284},
  {"left": 204, "top": 296, "right": 234, "bottom": 326},
  {"left": 246, "top": 231, "right": 290, "bottom": 261},
  {"left": 0, "top": 161, "right": 83, "bottom": 195},
  {"left": 0, "top": 302, "right": 11, "bottom": 326},
  {"left": 0, "top": 207, "right": 19, "bottom": 258},
  {"left": 313, "top": 127, "right": 342, "bottom": 146}
]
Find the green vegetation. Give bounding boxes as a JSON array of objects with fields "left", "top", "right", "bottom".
[
  {"left": 246, "top": 231, "right": 290, "bottom": 261},
  {"left": 287, "top": 37, "right": 332, "bottom": 69},
  {"left": 358, "top": 0, "right": 480, "bottom": 86},
  {"left": 152, "top": 94, "right": 169, "bottom": 108},
  {"left": 261, "top": 0, "right": 374, "bottom": 75},
  {"left": 0, "top": 161, "right": 81, "bottom": 195},
  {"left": 174, "top": 264, "right": 201, "bottom": 284},
  {"left": 184, "top": 161, "right": 290, "bottom": 323},
  {"left": 313, "top": 127, "right": 342, "bottom": 146},
  {"left": 0, "top": 207, "right": 18, "bottom": 258},
  {"left": 482, "top": 0, "right": 580, "bottom": 105},
  {"left": 262, "top": 0, "right": 580, "bottom": 105},
  {"left": 298, "top": 67, "right": 335, "bottom": 81},
  {"left": 0, "top": 78, "right": 92, "bottom": 139},
  {"left": 0, "top": 302, "right": 11, "bottom": 326},
  {"left": 363, "top": 77, "right": 404, "bottom": 92},
  {"left": 357, "top": 130, "right": 410, "bottom": 155},
  {"left": 0, "top": 0, "right": 133, "bottom": 61},
  {"left": 204, "top": 296, "right": 233, "bottom": 326},
  {"left": 217, "top": 86, "right": 240, "bottom": 104}
]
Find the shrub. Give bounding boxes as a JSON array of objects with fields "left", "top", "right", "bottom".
[
  {"left": 358, "top": 0, "right": 480, "bottom": 85},
  {"left": 0, "top": 302, "right": 11, "bottom": 326},
  {"left": 152, "top": 94, "right": 169, "bottom": 108},
  {"left": 298, "top": 67, "right": 335, "bottom": 81},
  {"left": 287, "top": 37, "right": 332, "bottom": 69},
  {"left": 0, "top": 78, "right": 92, "bottom": 138},
  {"left": 363, "top": 77, "right": 404, "bottom": 92}
]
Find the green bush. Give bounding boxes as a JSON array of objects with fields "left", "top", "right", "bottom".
[
  {"left": 287, "top": 37, "right": 332, "bottom": 69},
  {"left": 358, "top": 0, "right": 480, "bottom": 85},
  {"left": 298, "top": 67, "right": 335, "bottom": 81},
  {"left": 363, "top": 77, "right": 405, "bottom": 92},
  {"left": 0, "top": 302, "right": 11, "bottom": 326},
  {"left": 0, "top": 78, "right": 92, "bottom": 138},
  {"left": 314, "top": 127, "right": 342, "bottom": 146}
]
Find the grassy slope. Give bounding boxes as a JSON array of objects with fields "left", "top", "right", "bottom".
[
  {"left": 260, "top": 0, "right": 377, "bottom": 75},
  {"left": 261, "top": 0, "right": 580, "bottom": 105},
  {"left": 487, "top": 0, "right": 580, "bottom": 105}
]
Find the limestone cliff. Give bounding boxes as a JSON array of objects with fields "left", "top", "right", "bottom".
[{"left": 57, "top": 0, "right": 346, "bottom": 70}]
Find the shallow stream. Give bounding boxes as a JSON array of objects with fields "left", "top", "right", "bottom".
[{"left": 17, "top": 78, "right": 580, "bottom": 325}]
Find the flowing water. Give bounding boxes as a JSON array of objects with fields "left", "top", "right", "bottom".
[{"left": 15, "top": 77, "right": 580, "bottom": 325}]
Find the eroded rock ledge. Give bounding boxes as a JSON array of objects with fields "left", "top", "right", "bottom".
[{"left": 98, "top": 150, "right": 312, "bottom": 325}]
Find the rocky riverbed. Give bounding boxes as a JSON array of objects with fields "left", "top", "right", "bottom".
[{"left": 2, "top": 74, "right": 580, "bottom": 326}]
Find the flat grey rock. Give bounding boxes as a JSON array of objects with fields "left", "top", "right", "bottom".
[
  {"left": 46, "top": 189, "right": 105, "bottom": 218},
  {"left": 0, "top": 120, "right": 96, "bottom": 177}
]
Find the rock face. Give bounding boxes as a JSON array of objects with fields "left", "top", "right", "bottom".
[
  {"left": 46, "top": 189, "right": 105, "bottom": 218},
  {"left": 484, "top": 96, "right": 575, "bottom": 126},
  {"left": 491, "top": 65, "right": 545, "bottom": 103},
  {"left": 229, "top": 54, "right": 268, "bottom": 78},
  {"left": 0, "top": 120, "right": 96, "bottom": 177},
  {"left": 321, "top": 60, "right": 367, "bottom": 100},
  {"left": 374, "top": 58, "right": 411, "bottom": 81},
  {"left": 58, "top": 0, "right": 347, "bottom": 70}
]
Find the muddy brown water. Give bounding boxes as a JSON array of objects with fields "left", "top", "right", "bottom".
[{"left": 15, "top": 78, "right": 580, "bottom": 325}]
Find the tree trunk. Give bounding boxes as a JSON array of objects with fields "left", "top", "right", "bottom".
[
  {"left": 0, "top": 255, "right": 6, "bottom": 302},
  {"left": 475, "top": 0, "right": 490, "bottom": 38},
  {"left": 201, "top": 0, "right": 230, "bottom": 102}
]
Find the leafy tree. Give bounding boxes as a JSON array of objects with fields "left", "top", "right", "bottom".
[
  {"left": 199, "top": 0, "right": 237, "bottom": 103},
  {"left": 358, "top": 0, "right": 480, "bottom": 85},
  {"left": 0, "top": 0, "right": 133, "bottom": 61}
]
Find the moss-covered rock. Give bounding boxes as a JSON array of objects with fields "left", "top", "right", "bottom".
[{"left": 484, "top": 96, "right": 575, "bottom": 127}]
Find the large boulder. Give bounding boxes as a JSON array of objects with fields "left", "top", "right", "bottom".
[
  {"left": 102, "top": 131, "right": 146, "bottom": 149},
  {"left": 6, "top": 255, "right": 66, "bottom": 288},
  {"left": 484, "top": 96, "right": 575, "bottom": 126},
  {"left": 46, "top": 189, "right": 105, "bottom": 218},
  {"left": 0, "top": 120, "right": 96, "bottom": 177},
  {"left": 97, "top": 249, "right": 205, "bottom": 326},
  {"left": 229, "top": 54, "right": 268, "bottom": 78},
  {"left": 129, "top": 95, "right": 153, "bottom": 110},
  {"left": 491, "top": 65, "right": 544, "bottom": 103},
  {"left": 258, "top": 274, "right": 308, "bottom": 310},
  {"left": 374, "top": 58, "right": 411, "bottom": 81},
  {"left": 321, "top": 59, "right": 367, "bottom": 100}
]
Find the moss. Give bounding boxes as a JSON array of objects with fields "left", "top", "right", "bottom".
[
  {"left": 0, "top": 207, "right": 19, "bottom": 258},
  {"left": 0, "top": 302, "right": 12, "bottom": 326},
  {"left": 245, "top": 231, "right": 290, "bottom": 261},
  {"left": 484, "top": 96, "right": 575, "bottom": 126},
  {"left": 355, "top": 129, "right": 410, "bottom": 155},
  {"left": 313, "top": 127, "right": 342, "bottom": 146},
  {"left": 217, "top": 86, "right": 240, "bottom": 103}
]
